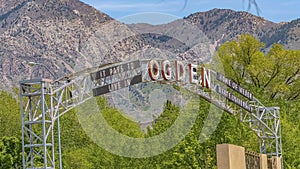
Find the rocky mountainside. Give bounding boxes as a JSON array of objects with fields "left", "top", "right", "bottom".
[
  {"left": 0, "top": 0, "right": 209, "bottom": 89},
  {"left": 131, "top": 8, "right": 300, "bottom": 50},
  {"left": 185, "top": 8, "right": 277, "bottom": 47},
  {"left": 0, "top": 0, "right": 114, "bottom": 89},
  {"left": 0, "top": 1, "right": 299, "bottom": 89},
  {"left": 265, "top": 18, "right": 300, "bottom": 49},
  {"left": 184, "top": 8, "right": 300, "bottom": 49}
]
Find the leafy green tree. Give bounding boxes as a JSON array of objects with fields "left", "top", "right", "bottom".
[
  {"left": 216, "top": 34, "right": 300, "bottom": 169},
  {"left": 0, "top": 91, "right": 21, "bottom": 138},
  {"left": 217, "top": 34, "right": 300, "bottom": 101},
  {"left": 265, "top": 44, "right": 300, "bottom": 100},
  {"left": 0, "top": 136, "right": 22, "bottom": 169},
  {"left": 217, "top": 34, "right": 265, "bottom": 86}
]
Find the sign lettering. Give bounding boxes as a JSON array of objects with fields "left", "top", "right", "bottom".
[
  {"left": 216, "top": 72, "right": 253, "bottom": 100},
  {"left": 91, "top": 60, "right": 140, "bottom": 81},
  {"left": 93, "top": 75, "right": 142, "bottom": 96},
  {"left": 89, "top": 59, "right": 256, "bottom": 114},
  {"left": 147, "top": 60, "right": 211, "bottom": 90},
  {"left": 216, "top": 85, "right": 253, "bottom": 113}
]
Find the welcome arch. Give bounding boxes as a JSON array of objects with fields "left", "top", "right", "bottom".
[{"left": 20, "top": 59, "right": 282, "bottom": 169}]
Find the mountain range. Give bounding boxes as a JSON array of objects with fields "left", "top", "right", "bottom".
[{"left": 0, "top": 0, "right": 299, "bottom": 90}]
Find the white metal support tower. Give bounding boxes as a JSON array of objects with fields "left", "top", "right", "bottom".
[{"left": 20, "top": 79, "right": 55, "bottom": 169}]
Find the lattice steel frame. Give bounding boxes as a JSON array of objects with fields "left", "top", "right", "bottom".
[
  {"left": 20, "top": 79, "right": 55, "bottom": 169},
  {"left": 20, "top": 60, "right": 282, "bottom": 169},
  {"left": 241, "top": 101, "right": 282, "bottom": 157},
  {"left": 20, "top": 74, "right": 94, "bottom": 169}
]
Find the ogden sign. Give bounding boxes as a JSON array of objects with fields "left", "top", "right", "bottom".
[
  {"left": 91, "top": 59, "right": 254, "bottom": 113},
  {"left": 147, "top": 60, "right": 211, "bottom": 89}
]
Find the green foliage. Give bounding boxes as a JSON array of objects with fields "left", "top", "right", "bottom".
[
  {"left": 59, "top": 109, "right": 94, "bottom": 150},
  {"left": 147, "top": 100, "right": 180, "bottom": 136},
  {"left": 217, "top": 34, "right": 300, "bottom": 101},
  {"left": 0, "top": 136, "right": 22, "bottom": 169},
  {"left": 277, "top": 99, "right": 300, "bottom": 169},
  {"left": 216, "top": 34, "right": 300, "bottom": 168},
  {"left": 100, "top": 101, "right": 144, "bottom": 138},
  {"left": 0, "top": 91, "right": 21, "bottom": 138},
  {"left": 0, "top": 91, "right": 22, "bottom": 168},
  {"left": 217, "top": 34, "right": 265, "bottom": 86}
]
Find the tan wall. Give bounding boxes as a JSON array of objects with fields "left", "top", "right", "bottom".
[
  {"left": 216, "top": 144, "right": 282, "bottom": 169},
  {"left": 260, "top": 154, "right": 268, "bottom": 169},
  {"left": 272, "top": 156, "right": 282, "bottom": 169},
  {"left": 217, "top": 144, "right": 246, "bottom": 169}
]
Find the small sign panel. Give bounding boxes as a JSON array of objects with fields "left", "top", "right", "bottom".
[
  {"left": 216, "top": 85, "right": 253, "bottom": 113},
  {"left": 93, "top": 74, "right": 143, "bottom": 96},
  {"left": 216, "top": 72, "right": 253, "bottom": 100},
  {"left": 91, "top": 60, "right": 140, "bottom": 81}
]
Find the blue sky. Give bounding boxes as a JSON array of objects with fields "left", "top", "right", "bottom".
[{"left": 82, "top": 0, "right": 300, "bottom": 24}]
